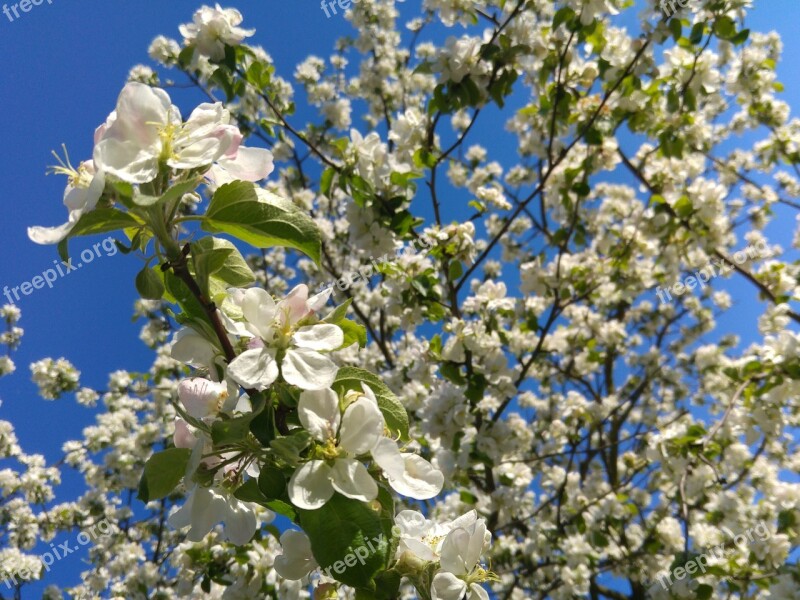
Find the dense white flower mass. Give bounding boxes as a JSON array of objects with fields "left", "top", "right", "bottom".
[
  {"left": 10, "top": 1, "right": 800, "bottom": 599},
  {"left": 29, "top": 358, "right": 80, "bottom": 400},
  {"left": 179, "top": 4, "right": 255, "bottom": 60}
]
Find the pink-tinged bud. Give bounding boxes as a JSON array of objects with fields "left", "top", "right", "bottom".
[
  {"left": 173, "top": 418, "right": 197, "bottom": 449},
  {"left": 178, "top": 378, "right": 227, "bottom": 419}
]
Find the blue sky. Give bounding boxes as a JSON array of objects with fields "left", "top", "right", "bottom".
[{"left": 0, "top": 0, "right": 799, "bottom": 596}]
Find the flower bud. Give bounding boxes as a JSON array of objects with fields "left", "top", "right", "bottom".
[{"left": 178, "top": 378, "right": 227, "bottom": 419}]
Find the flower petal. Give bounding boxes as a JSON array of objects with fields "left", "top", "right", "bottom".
[
  {"left": 217, "top": 146, "right": 274, "bottom": 181},
  {"left": 188, "top": 487, "right": 227, "bottom": 542},
  {"left": 468, "top": 583, "right": 490, "bottom": 600},
  {"left": 292, "top": 324, "right": 343, "bottom": 352},
  {"left": 392, "top": 454, "right": 444, "bottom": 500},
  {"left": 274, "top": 530, "right": 318, "bottom": 580},
  {"left": 178, "top": 377, "right": 227, "bottom": 419},
  {"left": 173, "top": 418, "right": 197, "bottom": 449},
  {"left": 440, "top": 528, "right": 471, "bottom": 576},
  {"left": 339, "top": 398, "right": 384, "bottom": 456},
  {"left": 27, "top": 219, "right": 80, "bottom": 245},
  {"left": 307, "top": 287, "right": 333, "bottom": 313},
  {"left": 282, "top": 347, "right": 338, "bottom": 391},
  {"left": 223, "top": 499, "right": 257, "bottom": 545},
  {"left": 330, "top": 458, "right": 378, "bottom": 503},
  {"left": 171, "top": 328, "right": 219, "bottom": 371},
  {"left": 93, "top": 138, "right": 160, "bottom": 183},
  {"left": 167, "top": 489, "right": 195, "bottom": 530},
  {"left": 281, "top": 284, "right": 311, "bottom": 326},
  {"left": 288, "top": 461, "right": 335, "bottom": 510},
  {"left": 227, "top": 348, "right": 278, "bottom": 390},
  {"left": 371, "top": 437, "right": 406, "bottom": 476},
  {"left": 238, "top": 287, "right": 277, "bottom": 340},
  {"left": 298, "top": 388, "right": 341, "bottom": 443},
  {"left": 431, "top": 572, "right": 467, "bottom": 600}
]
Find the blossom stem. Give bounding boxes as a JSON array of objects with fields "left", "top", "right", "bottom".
[{"left": 168, "top": 244, "right": 238, "bottom": 364}]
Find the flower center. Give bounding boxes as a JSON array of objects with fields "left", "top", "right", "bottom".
[{"left": 48, "top": 146, "right": 93, "bottom": 189}]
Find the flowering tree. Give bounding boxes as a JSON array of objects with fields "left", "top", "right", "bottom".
[{"left": 4, "top": 0, "right": 800, "bottom": 598}]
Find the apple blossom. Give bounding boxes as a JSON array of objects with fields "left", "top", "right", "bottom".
[
  {"left": 287, "top": 387, "right": 383, "bottom": 509},
  {"left": 93, "top": 82, "right": 272, "bottom": 185},
  {"left": 177, "top": 377, "right": 229, "bottom": 419},
  {"left": 431, "top": 516, "right": 492, "bottom": 600},
  {"left": 179, "top": 4, "right": 255, "bottom": 61},
  {"left": 225, "top": 286, "right": 343, "bottom": 391},
  {"left": 28, "top": 156, "right": 105, "bottom": 245}
]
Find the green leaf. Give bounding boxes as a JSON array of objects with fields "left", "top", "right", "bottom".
[
  {"left": 331, "top": 367, "right": 410, "bottom": 440},
  {"left": 448, "top": 261, "right": 463, "bottom": 281},
  {"left": 137, "top": 448, "right": 192, "bottom": 502},
  {"left": 322, "top": 299, "right": 352, "bottom": 325},
  {"left": 265, "top": 499, "right": 297, "bottom": 520},
  {"left": 322, "top": 300, "right": 367, "bottom": 349},
  {"left": 695, "top": 584, "right": 713, "bottom": 600},
  {"left": 59, "top": 209, "right": 141, "bottom": 261},
  {"left": 552, "top": 7, "right": 575, "bottom": 31},
  {"left": 413, "top": 148, "right": 437, "bottom": 170},
  {"left": 249, "top": 400, "right": 276, "bottom": 446},
  {"left": 258, "top": 467, "right": 287, "bottom": 499},
  {"left": 270, "top": 431, "right": 313, "bottom": 466},
  {"left": 730, "top": 28, "right": 750, "bottom": 46},
  {"left": 338, "top": 320, "right": 368, "bottom": 349},
  {"left": 591, "top": 530, "right": 610, "bottom": 548},
  {"left": 348, "top": 175, "right": 374, "bottom": 205},
  {"left": 584, "top": 127, "right": 604, "bottom": 145},
  {"left": 136, "top": 266, "right": 165, "bottom": 300},
  {"left": 440, "top": 362, "right": 466, "bottom": 385},
  {"left": 368, "top": 570, "right": 402, "bottom": 600},
  {"left": 668, "top": 18, "right": 682, "bottom": 42},
  {"left": 298, "top": 494, "right": 390, "bottom": 589},
  {"left": 133, "top": 177, "right": 200, "bottom": 207},
  {"left": 234, "top": 478, "right": 268, "bottom": 504},
  {"left": 211, "top": 413, "right": 257, "bottom": 446},
  {"left": 163, "top": 178, "right": 201, "bottom": 205},
  {"left": 320, "top": 167, "right": 336, "bottom": 196},
  {"left": 191, "top": 241, "right": 233, "bottom": 298},
  {"left": 689, "top": 22, "right": 705, "bottom": 45},
  {"left": 713, "top": 16, "right": 736, "bottom": 40},
  {"left": 460, "top": 490, "right": 478, "bottom": 504},
  {"left": 203, "top": 181, "right": 321, "bottom": 264},
  {"left": 178, "top": 45, "right": 195, "bottom": 69},
  {"left": 163, "top": 270, "right": 208, "bottom": 324},
  {"left": 232, "top": 478, "right": 297, "bottom": 520},
  {"left": 674, "top": 195, "right": 694, "bottom": 219},
  {"left": 193, "top": 237, "right": 256, "bottom": 290}
]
